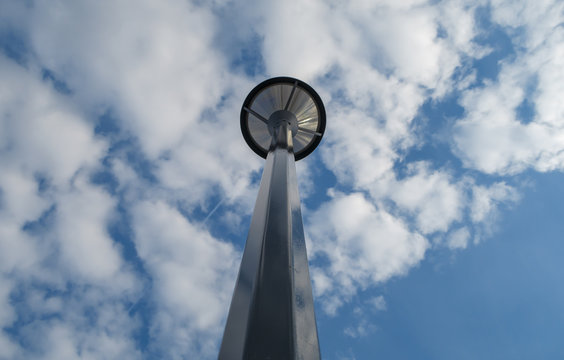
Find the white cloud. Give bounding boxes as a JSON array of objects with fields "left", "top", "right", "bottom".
[
  {"left": 439, "top": 1, "right": 488, "bottom": 56},
  {"left": 0, "top": 21, "right": 143, "bottom": 359},
  {"left": 308, "top": 192, "right": 428, "bottom": 314},
  {"left": 259, "top": 0, "right": 337, "bottom": 79},
  {"left": 447, "top": 227, "right": 470, "bottom": 250},
  {"left": 0, "top": 224, "right": 39, "bottom": 278},
  {"left": 0, "top": 170, "right": 45, "bottom": 276},
  {"left": 25, "top": 0, "right": 230, "bottom": 158},
  {"left": 131, "top": 200, "right": 239, "bottom": 358},
  {"left": 0, "top": 169, "right": 48, "bottom": 227},
  {"left": 257, "top": 0, "right": 484, "bottom": 93},
  {"left": 468, "top": 181, "right": 520, "bottom": 244},
  {"left": 321, "top": 106, "right": 400, "bottom": 189},
  {"left": 0, "top": 56, "right": 106, "bottom": 185},
  {"left": 490, "top": 0, "right": 562, "bottom": 49},
  {"left": 388, "top": 163, "right": 464, "bottom": 234},
  {"left": 14, "top": 289, "right": 143, "bottom": 360},
  {"left": 470, "top": 182, "right": 519, "bottom": 224},
  {"left": 344, "top": 318, "right": 375, "bottom": 338},
  {"left": 368, "top": 295, "right": 387, "bottom": 312},
  {"left": 343, "top": 295, "right": 386, "bottom": 339},
  {"left": 453, "top": 0, "right": 564, "bottom": 174},
  {"left": 0, "top": 277, "right": 18, "bottom": 359},
  {"left": 54, "top": 177, "right": 137, "bottom": 287}
]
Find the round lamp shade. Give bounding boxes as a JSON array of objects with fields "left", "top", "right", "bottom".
[{"left": 241, "top": 77, "right": 326, "bottom": 161}]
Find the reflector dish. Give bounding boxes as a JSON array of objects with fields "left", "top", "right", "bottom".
[{"left": 241, "top": 77, "right": 326, "bottom": 161}]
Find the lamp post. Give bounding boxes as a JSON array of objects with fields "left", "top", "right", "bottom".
[{"left": 219, "top": 77, "right": 326, "bottom": 360}]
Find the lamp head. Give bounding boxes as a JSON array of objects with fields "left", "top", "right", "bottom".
[{"left": 240, "top": 77, "right": 326, "bottom": 161}]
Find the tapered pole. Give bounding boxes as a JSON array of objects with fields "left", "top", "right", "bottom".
[{"left": 219, "top": 121, "right": 320, "bottom": 359}]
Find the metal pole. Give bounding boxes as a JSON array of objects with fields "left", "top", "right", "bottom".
[{"left": 219, "top": 121, "right": 320, "bottom": 359}]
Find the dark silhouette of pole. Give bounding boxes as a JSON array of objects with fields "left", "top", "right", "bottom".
[{"left": 219, "top": 77, "right": 325, "bottom": 360}]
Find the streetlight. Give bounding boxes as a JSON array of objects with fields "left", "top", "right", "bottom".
[{"left": 219, "top": 77, "right": 326, "bottom": 359}]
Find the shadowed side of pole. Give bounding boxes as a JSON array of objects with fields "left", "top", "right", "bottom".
[{"left": 219, "top": 123, "right": 320, "bottom": 359}]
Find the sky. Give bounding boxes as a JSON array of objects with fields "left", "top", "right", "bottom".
[{"left": 0, "top": 0, "right": 563, "bottom": 359}]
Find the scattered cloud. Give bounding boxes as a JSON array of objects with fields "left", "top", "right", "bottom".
[
  {"left": 308, "top": 191, "right": 428, "bottom": 314},
  {"left": 344, "top": 318, "right": 376, "bottom": 338},
  {"left": 368, "top": 295, "right": 387, "bottom": 312},
  {"left": 453, "top": 0, "right": 564, "bottom": 174},
  {"left": 447, "top": 227, "right": 471, "bottom": 250},
  {"left": 388, "top": 163, "right": 465, "bottom": 234},
  {"left": 131, "top": 200, "right": 239, "bottom": 358}
]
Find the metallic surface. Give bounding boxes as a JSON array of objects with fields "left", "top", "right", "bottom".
[
  {"left": 268, "top": 110, "right": 298, "bottom": 137},
  {"left": 219, "top": 121, "right": 321, "bottom": 359},
  {"left": 241, "top": 77, "right": 326, "bottom": 161},
  {"left": 247, "top": 84, "right": 316, "bottom": 153}
]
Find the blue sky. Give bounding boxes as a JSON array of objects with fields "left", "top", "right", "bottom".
[{"left": 1, "top": 0, "right": 564, "bottom": 359}]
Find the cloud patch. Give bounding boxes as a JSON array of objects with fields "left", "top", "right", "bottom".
[{"left": 308, "top": 192, "right": 428, "bottom": 314}]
